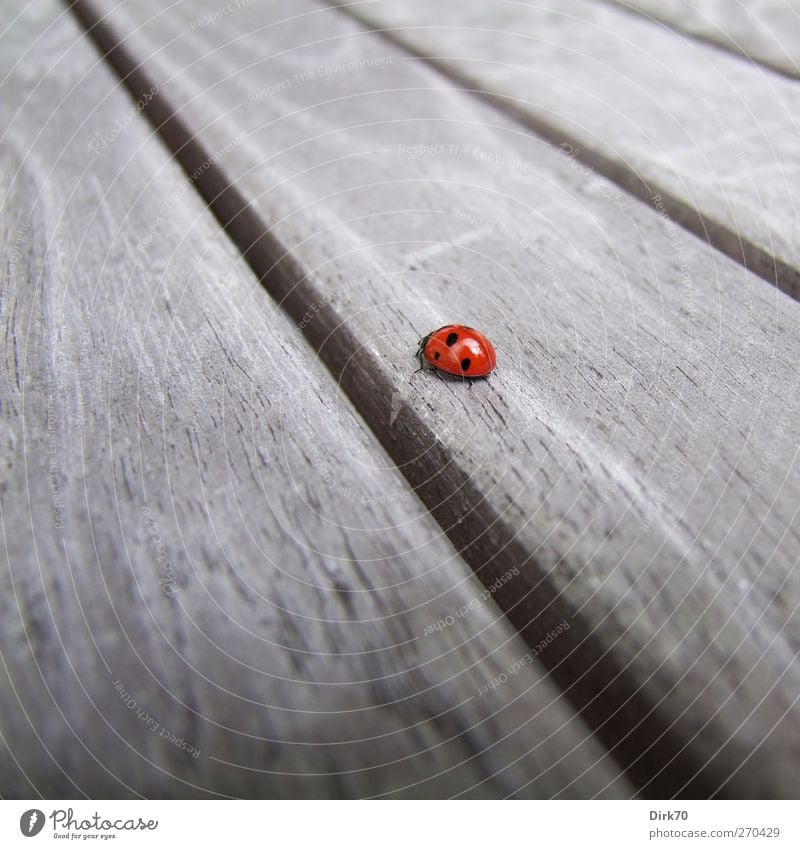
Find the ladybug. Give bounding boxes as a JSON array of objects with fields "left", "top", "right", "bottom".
[{"left": 416, "top": 324, "right": 497, "bottom": 379}]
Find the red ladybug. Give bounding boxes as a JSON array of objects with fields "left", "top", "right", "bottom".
[{"left": 416, "top": 324, "right": 497, "bottom": 379}]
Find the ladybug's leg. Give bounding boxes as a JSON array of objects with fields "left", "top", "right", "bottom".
[
  {"left": 413, "top": 335, "right": 432, "bottom": 375},
  {"left": 413, "top": 345, "right": 426, "bottom": 375}
]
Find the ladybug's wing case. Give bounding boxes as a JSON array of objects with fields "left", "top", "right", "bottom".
[
  {"left": 424, "top": 333, "right": 465, "bottom": 375},
  {"left": 419, "top": 326, "right": 455, "bottom": 370},
  {"left": 417, "top": 325, "right": 495, "bottom": 377}
]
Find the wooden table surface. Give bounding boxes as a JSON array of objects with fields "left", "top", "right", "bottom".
[{"left": 1, "top": 0, "right": 798, "bottom": 799}]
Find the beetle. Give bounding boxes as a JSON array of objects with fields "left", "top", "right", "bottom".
[{"left": 416, "top": 324, "right": 497, "bottom": 380}]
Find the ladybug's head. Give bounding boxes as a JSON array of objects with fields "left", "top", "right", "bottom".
[{"left": 415, "top": 332, "right": 432, "bottom": 371}]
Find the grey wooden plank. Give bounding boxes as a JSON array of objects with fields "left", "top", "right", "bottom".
[
  {"left": 0, "top": 0, "right": 630, "bottom": 799},
  {"left": 325, "top": 0, "right": 800, "bottom": 300},
  {"left": 606, "top": 0, "right": 800, "bottom": 80},
  {"left": 70, "top": 0, "right": 800, "bottom": 798}
]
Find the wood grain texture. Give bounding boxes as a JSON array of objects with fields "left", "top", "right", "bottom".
[
  {"left": 0, "top": 0, "right": 630, "bottom": 799},
  {"left": 606, "top": 0, "right": 800, "bottom": 79},
  {"left": 71, "top": 0, "right": 800, "bottom": 797},
  {"left": 325, "top": 0, "right": 800, "bottom": 300}
]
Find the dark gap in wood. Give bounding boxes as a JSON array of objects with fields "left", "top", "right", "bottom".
[
  {"left": 67, "top": 0, "right": 744, "bottom": 799},
  {"left": 599, "top": 0, "right": 800, "bottom": 82},
  {"left": 321, "top": 0, "right": 800, "bottom": 303}
]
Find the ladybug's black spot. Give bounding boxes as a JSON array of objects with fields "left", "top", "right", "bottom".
[
  {"left": 461, "top": 357, "right": 472, "bottom": 372},
  {"left": 433, "top": 351, "right": 440, "bottom": 360},
  {"left": 445, "top": 332, "right": 459, "bottom": 346}
]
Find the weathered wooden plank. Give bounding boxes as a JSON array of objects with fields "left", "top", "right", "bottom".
[
  {"left": 0, "top": 0, "right": 629, "bottom": 799},
  {"left": 607, "top": 0, "right": 800, "bottom": 79},
  {"left": 325, "top": 0, "right": 800, "bottom": 300},
  {"left": 70, "top": 0, "right": 800, "bottom": 797}
]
